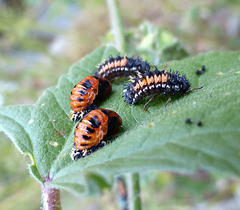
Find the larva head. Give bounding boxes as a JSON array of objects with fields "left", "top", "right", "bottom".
[
  {"left": 170, "top": 73, "right": 191, "bottom": 94},
  {"left": 180, "top": 75, "right": 191, "bottom": 94},
  {"left": 122, "top": 84, "right": 135, "bottom": 105}
]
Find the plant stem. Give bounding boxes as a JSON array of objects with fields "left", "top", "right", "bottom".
[
  {"left": 115, "top": 176, "right": 128, "bottom": 210},
  {"left": 106, "top": 1, "right": 141, "bottom": 210},
  {"left": 42, "top": 184, "right": 61, "bottom": 210},
  {"left": 106, "top": 0, "right": 126, "bottom": 53},
  {"left": 127, "top": 173, "right": 141, "bottom": 210}
]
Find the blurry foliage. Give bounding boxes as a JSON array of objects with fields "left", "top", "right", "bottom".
[
  {"left": 80, "top": 0, "right": 105, "bottom": 8},
  {"left": 141, "top": 172, "right": 240, "bottom": 209},
  {"left": 118, "top": 0, "right": 240, "bottom": 53},
  {"left": 103, "top": 22, "right": 189, "bottom": 64},
  {"left": 0, "top": 8, "right": 32, "bottom": 51},
  {"left": 0, "top": 132, "right": 41, "bottom": 210}
]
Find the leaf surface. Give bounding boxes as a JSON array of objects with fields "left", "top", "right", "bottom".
[{"left": 0, "top": 46, "right": 239, "bottom": 195}]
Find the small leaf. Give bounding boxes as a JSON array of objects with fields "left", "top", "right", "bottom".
[{"left": 0, "top": 46, "right": 240, "bottom": 196}]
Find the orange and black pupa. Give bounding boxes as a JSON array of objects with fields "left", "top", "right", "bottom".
[
  {"left": 95, "top": 55, "right": 150, "bottom": 80},
  {"left": 122, "top": 67, "right": 203, "bottom": 109},
  {"left": 70, "top": 76, "right": 112, "bottom": 122},
  {"left": 70, "top": 109, "right": 122, "bottom": 160}
]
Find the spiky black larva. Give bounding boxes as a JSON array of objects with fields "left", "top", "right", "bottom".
[
  {"left": 122, "top": 67, "right": 203, "bottom": 108},
  {"left": 95, "top": 55, "right": 151, "bottom": 80}
]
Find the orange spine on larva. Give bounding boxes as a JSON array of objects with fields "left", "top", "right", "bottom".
[
  {"left": 139, "top": 78, "right": 147, "bottom": 88},
  {"left": 133, "top": 83, "right": 140, "bottom": 91},
  {"left": 162, "top": 73, "right": 168, "bottom": 83},
  {"left": 154, "top": 73, "right": 161, "bottom": 84},
  {"left": 115, "top": 59, "right": 121, "bottom": 67},
  {"left": 121, "top": 57, "right": 128, "bottom": 66},
  {"left": 147, "top": 75, "right": 154, "bottom": 86},
  {"left": 109, "top": 62, "right": 114, "bottom": 69}
]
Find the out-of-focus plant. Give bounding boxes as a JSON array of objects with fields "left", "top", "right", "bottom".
[{"left": 103, "top": 22, "right": 188, "bottom": 65}]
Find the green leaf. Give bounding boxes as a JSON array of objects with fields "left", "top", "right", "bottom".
[
  {"left": 0, "top": 46, "right": 240, "bottom": 196},
  {"left": 0, "top": 46, "right": 118, "bottom": 186}
]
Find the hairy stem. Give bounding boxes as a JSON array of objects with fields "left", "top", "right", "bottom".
[
  {"left": 42, "top": 184, "right": 61, "bottom": 210},
  {"left": 106, "top": 0, "right": 126, "bottom": 53},
  {"left": 127, "top": 173, "right": 141, "bottom": 210}
]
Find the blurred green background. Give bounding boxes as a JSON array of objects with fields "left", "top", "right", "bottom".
[{"left": 0, "top": 0, "right": 240, "bottom": 209}]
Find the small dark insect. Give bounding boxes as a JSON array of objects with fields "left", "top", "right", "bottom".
[
  {"left": 95, "top": 55, "right": 150, "bottom": 80},
  {"left": 122, "top": 67, "right": 203, "bottom": 110},
  {"left": 185, "top": 118, "right": 192, "bottom": 124},
  {"left": 71, "top": 109, "right": 122, "bottom": 160},
  {"left": 70, "top": 76, "right": 112, "bottom": 122},
  {"left": 195, "top": 70, "right": 202, "bottom": 75},
  {"left": 195, "top": 65, "right": 206, "bottom": 75},
  {"left": 197, "top": 121, "right": 202, "bottom": 126}
]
